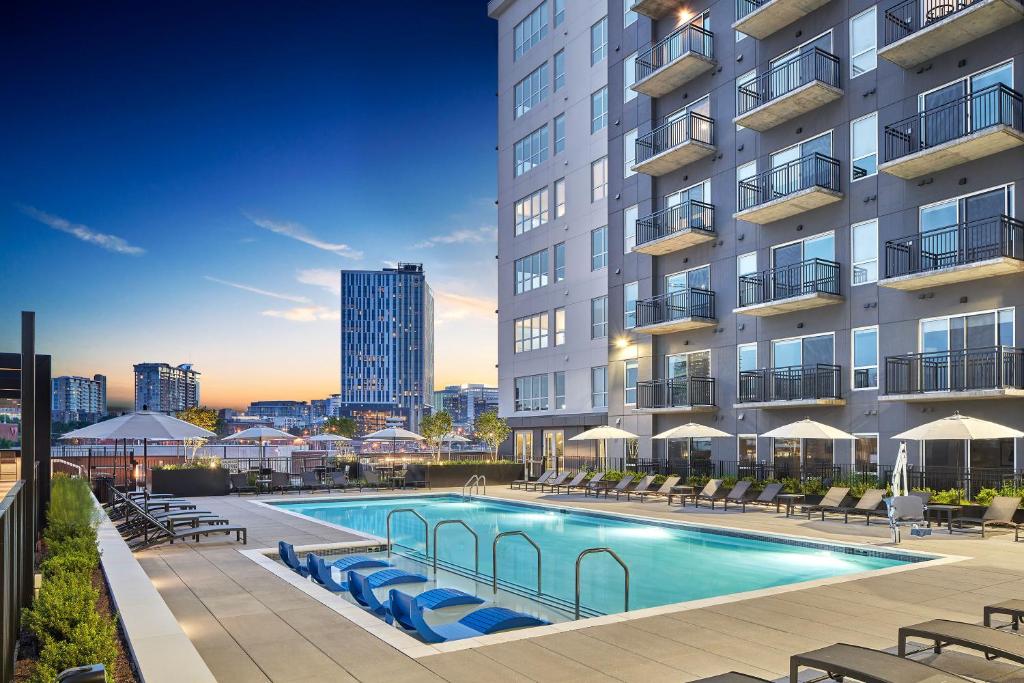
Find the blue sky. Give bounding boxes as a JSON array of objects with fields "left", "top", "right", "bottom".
[{"left": 0, "top": 1, "right": 498, "bottom": 408}]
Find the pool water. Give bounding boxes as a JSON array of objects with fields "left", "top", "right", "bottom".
[{"left": 274, "top": 494, "right": 930, "bottom": 616}]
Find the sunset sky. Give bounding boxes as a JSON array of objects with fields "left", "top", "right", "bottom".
[{"left": 0, "top": 2, "right": 498, "bottom": 409}]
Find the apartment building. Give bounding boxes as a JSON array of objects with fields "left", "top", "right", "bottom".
[
  {"left": 493, "top": 0, "right": 1024, "bottom": 488},
  {"left": 133, "top": 362, "right": 200, "bottom": 414},
  {"left": 52, "top": 374, "right": 107, "bottom": 424}
]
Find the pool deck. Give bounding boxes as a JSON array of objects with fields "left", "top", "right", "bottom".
[{"left": 136, "top": 487, "right": 1024, "bottom": 682}]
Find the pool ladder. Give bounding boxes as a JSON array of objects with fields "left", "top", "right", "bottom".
[
  {"left": 575, "top": 548, "right": 629, "bottom": 620},
  {"left": 462, "top": 474, "right": 486, "bottom": 497}
]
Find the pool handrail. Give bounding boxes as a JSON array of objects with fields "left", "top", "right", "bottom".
[
  {"left": 385, "top": 508, "right": 429, "bottom": 558},
  {"left": 575, "top": 547, "right": 629, "bottom": 620},
  {"left": 433, "top": 519, "right": 480, "bottom": 574},
  {"left": 462, "top": 474, "right": 486, "bottom": 496},
  {"left": 492, "top": 530, "right": 542, "bottom": 595}
]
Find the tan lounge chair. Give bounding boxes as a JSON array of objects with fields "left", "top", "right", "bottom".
[
  {"left": 828, "top": 488, "right": 886, "bottom": 525},
  {"left": 799, "top": 486, "right": 849, "bottom": 519},
  {"left": 899, "top": 618, "right": 1024, "bottom": 665},
  {"left": 791, "top": 643, "right": 969, "bottom": 682},
  {"left": 630, "top": 475, "right": 680, "bottom": 502},
  {"left": 717, "top": 480, "right": 753, "bottom": 510},
  {"left": 612, "top": 474, "right": 654, "bottom": 500},
  {"left": 953, "top": 495, "right": 1021, "bottom": 537},
  {"left": 734, "top": 482, "right": 785, "bottom": 512}
]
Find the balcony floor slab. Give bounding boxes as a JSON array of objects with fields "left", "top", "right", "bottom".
[
  {"left": 629, "top": 0, "right": 678, "bottom": 19},
  {"left": 633, "top": 228, "right": 716, "bottom": 255},
  {"left": 633, "top": 53, "right": 717, "bottom": 98},
  {"left": 632, "top": 405, "right": 717, "bottom": 414},
  {"left": 634, "top": 317, "right": 717, "bottom": 334},
  {"left": 879, "top": 124, "right": 1024, "bottom": 180},
  {"left": 734, "top": 398, "right": 846, "bottom": 409},
  {"left": 879, "top": 256, "right": 1024, "bottom": 290},
  {"left": 733, "top": 186, "right": 843, "bottom": 224},
  {"left": 733, "top": 81, "right": 843, "bottom": 132},
  {"left": 733, "top": 292, "right": 843, "bottom": 317},
  {"left": 731, "top": 0, "right": 832, "bottom": 39},
  {"left": 880, "top": 388, "right": 1024, "bottom": 402},
  {"left": 632, "top": 141, "right": 716, "bottom": 177}
]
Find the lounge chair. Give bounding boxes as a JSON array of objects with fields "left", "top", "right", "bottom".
[
  {"left": 577, "top": 472, "right": 607, "bottom": 496},
  {"left": 299, "top": 471, "right": 329, "bottom": 492},
  {"left": 612, "top": 475, "right": 654, "bottom": 500},
  {"left": 718, "top": 481, "right": 753, "bottom": 511},
  {"left": 329, "top": 471, "right": 351, "bottom": 491},
  {"left": 271, "top": 471, "right": 298, "bottom": 494},
  {"left": 733, "top": 482, "right": 784, "bottom": 512},
  {"left": 799, "top": 487, "right": 850, "bottom": 519},
  {"left": 228, "top": 473, "right": 257, "bottom": 495},
  {"left": 549, "top": 471, "right": 588, "bottom": 493},
  {"left": 529, "top": 470, "right": 569, "bottom": 491},
  {"left": 687, "top": 675, "right": 770, "bottom": 683},
  {"left": 591, "top": 474, "right": 634, "bottom": 499},
  {"left": 393, "top": 591, "right": 549, "bottom": 643},
  {"left": 953, "top": 495, "right": 1021, "bottom": 537},
  {"left": 386, "top": 588, "right": 485, "bottom": 629},
  {"left": 630, "top": 475, "right": 680, "bottom": 502},
  {"left": 671, "top": 479, "right": 722, "bottom": 507},
  {"left": 985, "top": 599, "right": 1024, "bottom": 631},
  {"left": 131, "top": 507, "right": 246, "bottom": 548},
  {"left": 510, "top": 470, "right": 553, "bottom": 490},
  {"left": 899, "top": 619, "right": 1024, "bottom": 665},
  {"left": 306, "top": 553, "right": 391, "bottom": 591},
  {"left": 790, "top": 643, "right": 970, "bottom": 682},
  {"left": 279, "top": 541, "right": 309, "bottom": 577},
  {"left": 347, "top": 569, "right": 428, "bottom": 615},
  {"left": 826, "top": 488, "right": 886, "bottom": 525}
]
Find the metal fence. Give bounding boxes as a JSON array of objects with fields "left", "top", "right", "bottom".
[
  {"left": 1, "top": 481, "right": 32, "bottom": 683},
  {"left": 884, "top": 347, "right": 1024, "bottom": 394},
  {"left": 637, "top": 377, "right": 717, "bottom": 410},
  {"left": 737, "top": 47, "right": 840, "bottom": 115},
  {"left": 881, "top": 0, "right": 1023, "bottom": 44},
  {"left": 636, "top": 22, "right": 714, "bottom": 81},
  {"left": 884, "top": 215, "right": 1024, "bottom": 278},
  {"left": 739, "top": 363, "right": 843, "bottom": 403},
  {"left": 737, "top": 152, "right": 840, "bottom": 211},
  {"left": 737, "top": 257, "right": 840, "bottom": 307},
  {"left": 736, "top": 0, "right": 771, "bottom": 21},
  {"left": 635, "top": 200, "right": 715, "bottom": 248},
  {"left": 636, "top": 111, "right": 714, "bottom": 163},
  {"left": 636, "top": 288, "right": 716, "bottom": 327}
]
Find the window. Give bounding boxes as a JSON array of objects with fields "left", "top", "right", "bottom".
[
  {"left": 624, "top": 128, "right": 637, "bottom": 177},
  {"left": 854, "top": 434, "right": 879, "bottom": 472},
  {"left": 553, "top": 242, "right": 566, "bottom": 281},
  {"left": 514, "top": 250, "right": 549, "bottom": 293},
  {"left": 851, "top": 219, "right": 878, "bottom": 285},
  {"left": 623, "top": 204, "right": 638, "bottom": 253},
  {"left": 591, "top": 87, "right": 608, "bottom": 133},
  {"left": 553, "top": 307, "right": 566, "bottom": 345},
  {"left": 737, "top": 251, "right": 757, "bottom": 277},
  {"left": 737, "top": 160, "right": 757, "bottom": 204},
  {"left": 591, "top": 296, "right": 607, "bottom": 338},
  {"left": 514, "top": 2, "right": 548, "bottom": 61},
  {"left": 771, "top": 333, "right": 835, "bottom": 369},
  {"left": 919, "top": 308, "right": 1015, "bottom": 353},
  {"left": 852, "top": 326, "right": 878, "bottom": 390},
  {"left": 849, "top": 8, "right": 877, "bottom": 78},
  {"left": 624, "top": 360, "right": 638, "bottom": 405},
  {"left": 624, "top": 1, "right": 637, "bottom": 27},
  {"left": 624, "top": 281, "right": 638, "bottom": 329},
  {"left": 591, "top": 17, "right": 608, "bottom": 65},
  {"left": 738, "top": 435, "right": 757, "bottom": 464},
  {"left": 851, "top": 113, "right": 878, "bottom": 180},
  {"left": 514, "top": 313, "right": 549, "bottom": 353},
  {"left": 514, "top": 63, "right": 549, "bottom": 119},
  {"left": 553, "top": 113, "right": 566, "bottom": 154},
  {"left": 624, "top": 53, "right": 638, "bottom": 102},
  {"left": 514, "top": 374, "right": 548, "bottom": 411},
  {"left": 553, "top": 371, "right": 565, "bottom": 409},
  {"left": 554, "top": 178, "right": 566, "bottom": 218},
  {"left": 591, "top": 156, "right": 608, "bottom": 201},
  {"left": 736, "top": 30, "right": 748, "bottom": 42},
  {"left": 736, "top": 70, "right": 756, "bottom": 131},
  {"left": 553, "top": 0, "right": 565, "bottom": 26},
  {"left": 591, "top": 226, "right": 608, "bottom": 270},
  {"left": 591, "top": 366, "right": 608, "bottom": 408},
  {"left": 737, "top": 342, "right": 757, "bottom": 376},
  {"left": 514, "top": 187, "right": 549, "bottom": 236},
  {"left": 553, "top": 50, "right": 565, "bottom": 91},
  {"left": 514, "top": 125, "right": 548, "bottom": 177}
]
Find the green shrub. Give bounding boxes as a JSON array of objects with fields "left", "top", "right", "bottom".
[
  {"left": 45, "top": 533, "right": 99, "bottom": 562},
  {"left": 44, "top": 476, "right": 98, "bottom": 544},
  {"left": 973, "top": 487, "right": 999, "bottom": 507},
  {"left": 33, "top": 616, "right": 119, "bottom": 683},
  {"left": 22, "top": 575, "right": 98, "bottom": 648},
  {"left": 40, "top": 549, "right": 99, "bottom": 578}
]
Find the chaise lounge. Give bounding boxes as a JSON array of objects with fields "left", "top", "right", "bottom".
[
  {"left": 611, "top": 474, "right": 654, "bottom": 500},
  {"left": 528, "top": 470, "right": 569, "bottom": 491},
  {"left": 730, "top": 482, "right": 784, "bottom": 513},
  {"left": 391, "top": 590, "right": 549, "bottom": 643},
  {"left": 791, "top": 643, "right": 970, "bottom": 682},
  {"left": 510, "top": 470, "right": 553, "bottom": 490},
  {"left": 826, "top": 488, "right": 887, "bottom": 525},
  {"left": 952, "top": 495, "right": 1022, "bottom": 537},
  {"left": 799, "top": 487, "right": 849, "bottom": 519},
  {"left": 347, "top": 569, "right": 428, "bottom": 615},
  {"left": 898, "top": 618, "right": 1024, "bottom": 665},
  {"left": 716, "top": 481, "right": 752, "bottom": 511},
  {"left": 630, "top": 475, "right": 680, "bottom": 502},
  {"left": 386, "top": 588, "right": 485, "bottom": 629}
]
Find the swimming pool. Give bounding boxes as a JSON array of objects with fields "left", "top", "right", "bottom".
[{"left": 272, "top": 494, "right": 934, "bottom": 616}]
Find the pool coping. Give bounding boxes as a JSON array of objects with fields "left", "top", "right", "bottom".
[{"left": 242, "top": 491, "right": 968, "bottom": 658}]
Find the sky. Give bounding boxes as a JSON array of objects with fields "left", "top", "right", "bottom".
[{"left": 0, "top": 1, "right": 499, "bottom": 410}]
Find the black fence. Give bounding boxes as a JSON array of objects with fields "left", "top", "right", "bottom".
[
  {"left": 636, "top": 22, "right": 714, "bottom": 81},
  {"left": 736, "top": 0, "right": 772, "bottom": 21},
  {"left": 884, "top": 215, "right": 1024, "bottom": 278},
  {"left": 1, "top": 481, "right": 32, "bottom": 683},
  {"left": 637, "top": 377, "right": 717, "bottom": 410},
  {"left": 636, "top": 288, "right": 716, "bottom": 327},
  {"left": 884, "top": 346, "right": 1024, "bottom": 394},
  {"left": 881, "top": 0, "right": 1023, "bottom": 44},
  {"left": 739, "top": 363, "right": 843, "bottom": 403},
  {"left": 882, "top": 84, "right": 1024, "bottom": 162},
  {"left": 737, "top": 258, "right": 840, "bottom": 307},
  {"left": 635, "top": 200, "right": 715, "bottom": 247},
  {"left": 737, "top": 48, "right": 841, "bottom": 115},
  {"left": 737, "top": 153, "right": 840, "bottom": 211},
  {"left": 636, "top": 111, "right": 714, "bottom": 163}
]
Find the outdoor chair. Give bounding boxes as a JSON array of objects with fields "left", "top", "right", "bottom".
[
  {"left": 826, "top": 488, "right": 886, "bottom": 524},
  {"left": 630, "top": 475, "right": 680, "bottom": 502},
  {"left": 347, "top": 569, "right": 428, "bottom": 616},
  {"left": 577, "top": 472, "right": 607, "bottom": 496},
  {"left": 611, "top": 474, "right": 654, "bottom": 500},
  {"left": 799, "top": 487, "right": 850, "bottom": 519},
  {"left": 669, "top": 479, "right": 722, "bottom": 507},
  {"left": 590, "top": 474, "right": 635, "bottom": 499},
  {"left": 130, "top": 505, "right": 246, "bottom": 549},
  {"left": 279, "top": 541, "right": 309, "bottom": 577},
  {"left": 953, "top": 495, "right": 1022, "bottom": 537},
  {"left": 228, "top": 472, "right": 257, "bottom": 495},
  {"left": 688, "top": 674, "right": 770, "bottom": 683},
  {"left": 719, "top": 481, "right": 753, "bottom": 511},
  {"left": 548, "top": 471, "right": 587, "bottom": 493},
  {"left": 329, "top": 471, "right": 351, "bottom": 491},
  {"left": 734, "top": 482, "right": 785, "bottom": 512},
  {"left": 529, "top": 470, "right": 569, "bottom": 491},
  {"left": 360, "top": 468, "right": 388, "bottom": 491},
  {"left": 985, "top": 600, "right": 1024, "bottom": 631},
  {"left": 790, "top": 643, "right": 970, "bottom": 682},
  {"left": 898, "top": 618, "right": 1024, "bottom": 665},
  {"left": 391, "top": 590, "right": 548, "bottom": 643},
  {"left": 386, "top": 588, "right": 485, "bottom": 630},
  {"left": 271, "top": 471, "right": 298, "bottom": 494},
  {"left": 511, "top": 469, "right": 553, "bottom": 490},
  {"left": 306, "top": 553, "right": 391, "bottom": 591},
  {"left": 299, "top": 471, "right": 329, "bottom": 493}
]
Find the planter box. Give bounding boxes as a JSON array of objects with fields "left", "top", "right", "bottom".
[
  {"left": 151, "top": 467, "right": 230, "bottom": 497},
  {"left": 402, "top": 463, "right": 525, "bottom": 488}
]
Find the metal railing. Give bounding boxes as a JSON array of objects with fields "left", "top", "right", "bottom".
[
  {"left": 884, "top": 215, "right": 1024, "bottom": 278},
  {"left": 736, "top": 0, "right": 774, "bottom": 21},
  {"left": 737, "top": 48, "right": 841, "bottom": 115},
  {"left": 386, "top": 508, "right": 429, "bottom": 558},
  {"left": 737, "top": 258, "right": 840, "bottom": 307},
  {"left": 882, "top": 84, "right": 1024, "bottom": 162},
  {"left": 738, "top": 153, "right": 840, "bottom": 211},
  {"left": 738, "top": 363, "right": 843, "bottom": 403},
  {"left": 635, "top": 200, "right": 715, "bottom": 248},
  {"left": 462, "top": 474, "right": 486, "bottom": 496},
  {"left": 636, "top": 288, "right": 716, "bottom": 327},
  {"left": 884, "top": 346, "right": 1024, "bottom": 395},
  {"left": 1, "top": 481, "right": 31, "bottom": 683},
  {"left": 575, "top": 548, "right": 629, "bottom": 620},
  {"left": 636, "top": 22, "right": 714, "bottom": 82},
  {"left": 637, "top": 377, "right": 717, "bottom": 409},
  {"left": 881, "top": 0, "right": 1024, "bottom": 44},
  {"left": 636, "top": 111, "right": 715, "bottom": 164},
  {"left": 433, "top": 520, "right": 479, "bottom": 574},
  {"left": 492, "top": 530, "right": 541, "bottom": 595}
]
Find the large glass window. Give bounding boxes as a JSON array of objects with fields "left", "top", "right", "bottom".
[
  {"left": 920, "top": 308, "right": 1015, "bottom": 353},
  {"left": 591, "top": 296, "right": 608, "bottom": 338},
  {"left": 854, "top": 434, "right": 879, "bottom": 472},
  {"left": 624, "top": 281, "right": 638, "bottom": 329},
  {"left": 514, "top": 2, "right": 549, "bottom": 61},
  {"left": 667, "top": 350, "right": 711, "bottom": 380},
  {"left": 736, "top": 70, "right": 756, "bottom": 131},
  {"left": 623, "top": 204, "right": 638, "bottom": 253},
  {"left": 553, "top": 242, "right": 566, "bottom": 281},
  {"left": 514, "top": 374, "right": 548, "bottom": 411},
  {"left": 738, "top": 343, "right": 757, "bottom": 375},
  {"left": 553, "top": 372, "right": 565, "bottom": 409},
  {"left": 738, "top": 435, "right": 757, "bottom": 464},
  {"left": 772, "top": 333, "right": 834, "bottom": 368},
  {"left": 591, "top": 226, "right": 608, "bottom": 270},
  {"left": 553, "top": 0, "right": 565, "bottom": 26},
  {"left": 591, "top": 17, "right": 608, "bottom": 65},
  {"left": 851, "top": 219, "right": 878, "bottom": 284},
  {"left": 624, "top": 1, "right": 637, "bottom": 27},
  {"left": 514, "top": 187, "right": 549, "bottom": 236},
  {"left": 553, "top": 307, "right": 566, "bottom": 345},
  {"left": 624, "top": 53, "right": 638, "bottom": 102},
  {"left": 624, "top": 128, "right": 637, "bottom": 177},
  {"left": 514, "top": 63, "right": 549, "bottom": 118},
  {"left": 554, "top": 178, "right": 566, "bottom": 217},
  {"left": 591, "top": 366, "right": 608, "bottom": 408},
  {"left": 514, "top": 125, "right": 549, "bottom": 177},
  {"left": 554, "top": 114, "right": 566, "bottom": 154},
  {"left": 553, "top": 49, "right": 565, "bottom": 91},
  {"left": 849, "top": 7, "right": 876, "bottom": 78},
  {"left": 514, "top": 250, "right": 549, "bottom": 293},
  {"left": 624, "top": 360, "right": 638, "bottom": 405},
  {"left": 591, "top": 156, "right": 608, "bottom": 201},
  {"left": 851, "top": 113, "right": 878, "bottom": 180},
  {"left": 514, "top": 313, "right": 549, "bottom": 353},
  {"left": 852, "top": 326, "right": 878, "bottom": 389},
  {"left": 591, "top": 87, "right": 608, "bottom": 133}
]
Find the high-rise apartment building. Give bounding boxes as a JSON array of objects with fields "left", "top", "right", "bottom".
[
  {"left": 339, "top": 263, "right": 435, "bottom": 435},
  {"left": 52, "top": 374, "right": 107, "bottom": 424},
  {"left": 493, "top": 0, "right": 1024, "bottom": 489},
  {"left": 434, "top": 384, "right": 500, "bottom": 433},
  {"left": 133, "top": 363, "right": 200, "bottom": 413}
]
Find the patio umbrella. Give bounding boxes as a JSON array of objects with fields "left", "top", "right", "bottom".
[
  {"left": 306, "top": 433, "right": 352, "bottom": 451},
  {"left": 443, "top": 433, "right": 470, "bottom": 459},
  {"left": 760, "top": 418, "right": 857, "bottom": 440},
  {"left": 569, "top": 426, "right": 638, "bottom": 471},
  {"left": 364, "top": 427, "right": 424, "bottom": 457},
  {"left": 223, "top": 426, "right": 295, "bottom": 469},
  {"left": 653, "top": 423, "right": 732, "bottom": 440}
]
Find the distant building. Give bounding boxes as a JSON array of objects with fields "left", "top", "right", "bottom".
[
  {"left": 52, "top": 374, "right": 107, "bottom": 424},
  {"left": 133, "top": 363, "right": 200, "bottom": 414},
  {"left": 434, "top": 384, "right": 499, "bottom": 433},
  {"left": 246, "top": 400, "right": 310, "bottom": 428}
]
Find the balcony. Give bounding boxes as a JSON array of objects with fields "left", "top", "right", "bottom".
[
  {"left": 879, "top": 85, "right": 1024, "bottom": 179},
  {"left": 879, "top": 0, "right": 1024, "bottom": 68},
  {"left": 635, "top": 377, "right": 717, "bottom": 414},
  {"left": 732, "top": 0, "right": 833, "bottom": 39},
  {"left": 734, "top": 153, "right": 842, "bottom": 224},
  {"left": 632, "top": 112, "right": 716, "bottom": 176},
  {"left": 628, "top": 0, "right": 680, "bottom": 18},
  {"left": 879, "top": 215, "right": 1024, "bottom": 290},
  {"left": 633, "top": 200, "right": 715, "bottom": 255},
  {"left": 633, "top": 23, "right": 716, "bottom": 98},
  {"left": 734, "top": 49, "right": 842, "bottom": 131},
  {"left": 882, "top": 347, "right": 1024, "bottom": 401},
  {"left": 634, "top": 288, "right": 717, "bottom": 334},
  {"left": 734, "top": 258, "right": 842, "bottom": 316},
  {"left": 736, "top": 364, "right": 845, "bottom": 408}
]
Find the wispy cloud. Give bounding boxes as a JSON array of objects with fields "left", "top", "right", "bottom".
[
  {"left": 434, "top": 290, "right": 495, "bottom": 323},
  {"left": 414, "top": 226, "right": 497, "bottom": 249},
  {"left": 19, "top": 205, "right": 145, "bottom": 255},
  {"left": 204, "top": 276, "right": 310, "bottom": 303},
  {"left": 261, "top": 306, "right": 340, "bottom": 322},
  {"left": 296, "top": 268, "right": 340, "bottom": 296},
  {"left": 245, "top": 214, "right": 362, "bottom": 259}
]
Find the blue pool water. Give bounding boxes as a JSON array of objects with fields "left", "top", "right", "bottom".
[{"left": 274, "top": 494, "right": 930, "bottom": 616}]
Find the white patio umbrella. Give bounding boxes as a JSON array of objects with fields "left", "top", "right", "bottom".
[
  {"left": 364, "top": 427, "right": 425, "bottom": 457},
  {"left": 569, "top": 426, "right": 638, "bottom": 471},
  {"left": 223, "top": 426, "right": 295, "bottom": 468},
  {"left": 761, "top": 418, "right": 857, "bottom": 441},
  {"left": 444, "top": 433, "right": 470, "bottom": 458},
  {"left": 653, "top": 423, "right": 733, "bottom": 440},
  {"left": 306, "top": 433, "right": 352, "bottom": 451}
]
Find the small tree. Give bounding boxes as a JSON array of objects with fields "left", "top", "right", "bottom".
[
  {"left": 176, "top": 406, "right": 218, "bottom": 461},
  {"left": 475, "top": 411, "right": 510, "bottom": 461},
  {"left": 323, "top": 416, "right": 357, "bottom": 438},
  {"left": 420, "top": 411, "right": 453, "bottom": 463}
]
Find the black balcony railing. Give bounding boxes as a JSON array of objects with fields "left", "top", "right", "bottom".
[
  {"left": 884, "top": 346, "right": 1024, "bottom": 394},
  {"left": 636, "top": 111, "right": 715, "bottom": 163},
  {"left": 737, "top": 48, "right": 841, "bottom": 115},
  {"left": 636, "top": 22, "right": 714, "bottom": 82},
  {"left": 884, "top": 215, "right": 1024, "bottom": 278},
  {"left": 637, "top": 376, "right": 717, "bottom": 409},
  {"left": 882, "top": 84, "right": 1024, "bottom": 162},
  {"left": 736, "top": 0, "right": 774, "bottom": 21},
  {"left": 635, "top": 288, "right": 716, "bottom": 327},
  {"left": 737, "top": 258, "right": 840, "bottom": 307},
  {"left": 2, "top": 481, "right": 32, "bottom": 683},
  {"left": 737, "top": 153, "right": 840, "bottom": 212},
  {"left": 854, "top": 367, "right": 878, "bottom": 389},
  {"left": 738, "top": 363, "right": 843, "bottom": 403},
  {"left": 882, "top": 0, "right": 1024, "bottom": 44},
  {"left": 635, "top": 200, "right": 715, "bottom": 247}
]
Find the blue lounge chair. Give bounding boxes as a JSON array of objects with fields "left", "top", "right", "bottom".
[
  {"left": 398, "top": 596, "right": 549, "bottom": 643},
  {"left": 306, "top": 553, "right": 391, "bottom": 591},
  {"left": 386, "top": 588, "right": 485, "bottom": 628},
  {"left": 279, "top": 541, "right": 308, "bottom": 577},
  {"left": 347, "top": 569, "right": 428, "bottom": 615}
]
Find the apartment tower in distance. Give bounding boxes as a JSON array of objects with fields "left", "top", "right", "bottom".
[
  {"left": 51, "top": 374, "right": 107, "bottom": 424},
  {"left": 339, "top": 263, "right": 435, "bottom": 435},
  {"left": 133, "top": 363, "right": 200, "bottom": 413},
  {"left": 492, "top": 0, "right": 1024, "bottom": 489}
]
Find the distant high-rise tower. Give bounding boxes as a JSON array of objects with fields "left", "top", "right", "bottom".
[
  {"left": 52, "top": 374, "right": 107, "bottom": 424},
  {"left": 133, "top": 363, "right": 200, "bottom": 413},
  {"left": 339, "top": 263, "right": 434, "bottom": 434}
]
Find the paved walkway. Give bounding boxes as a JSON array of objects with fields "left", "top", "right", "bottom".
[{"left": 137, "top": 489, "right": 1024, "bottom": 682}]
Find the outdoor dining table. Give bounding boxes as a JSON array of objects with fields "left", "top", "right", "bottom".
[
  {"left": 924, "top": 503, "right": 962, "bottom": 534},
  {"left": 776, "top": 493, "right": 806, "bottom": 517},
  {"left": 666, "top": 485, "right": 695, "bottom": 506}
]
